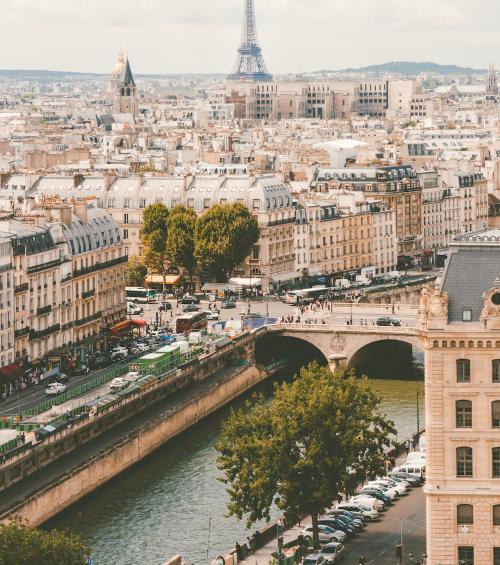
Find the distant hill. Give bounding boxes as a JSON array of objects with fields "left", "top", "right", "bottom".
[{"left": 317, "top": 61, "right": 484, "bottom": 76}]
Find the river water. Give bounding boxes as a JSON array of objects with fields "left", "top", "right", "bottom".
[{"left": 46, "top": 376, "right": 424, "bottom": 565}]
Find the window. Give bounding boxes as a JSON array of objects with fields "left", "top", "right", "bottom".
[
  {"left": 123, "top": 214, "right": 129, "bottom": 224},
  {"left": 493, "top": 448, "right": 500, "bottom": 478},
  {"left": 123, "top": 198, "right": 130, "bottom": 208},
  {"left": 139, "top": 198, "right": 146, "bottom": 208},
  {"left": 457, "top": 359, "right": 471, "bottom": 383},
  {"left": 493, "top": 360, "right": 500, "bottom": 383},
  {"left": 493, "top": 402, "right": 500, "bottom": 428},
  {"left": 457, "top": 504, "right": 473, "bottom": 525},
  {"left": 456, "top": 447, "right": 473, "bottom": 477},
  {"left": 123, "top": 229, "right": 129, "bottom": 240},
  {"left": 456, "top": 400, "right": 472, "bottom": 428},
  {"left": 493, "top": 506, "right": 500, "bottom": 526},
  {"left": 462, "top": 308, "right": 472, "bottom": 321},
  {"left": 458, "top": 547, "right": 473, "bottom": 565}
]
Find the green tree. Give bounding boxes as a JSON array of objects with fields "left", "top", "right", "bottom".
[
  {"left": 125, "top": 257, "right": 147, "bottom": 287},
  {"left": 216, "top": 362, "right": 395, "bottom": 547},
  {"left": 141, "top": 203, "right": 169, "bottom": 283},
  {"left": 0, "top": 520, "right": 90, "bottom": 565},
  {"left": 194, "top": 203, "right": 259, "bottom": 282},
  {"left": 166, "top": 206, "right": 198, "bottom": 290}
]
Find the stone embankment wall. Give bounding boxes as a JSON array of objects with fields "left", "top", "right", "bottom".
[{"left": 0, "top": 364, "right": 268, "bottom": 526}]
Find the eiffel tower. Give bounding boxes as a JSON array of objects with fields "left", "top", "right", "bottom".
[{"left": 228, "top": 0, "right": 272, "bottom": 81}]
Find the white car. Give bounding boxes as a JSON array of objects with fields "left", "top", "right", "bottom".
[
  {"left": 134, "top": 343, "right": 149, "bottom": 352},
  {"left": 45, "top": 382, "right": 67, "bottom": 395},
  {"left": 369, "top": 478, "right": 408, "bottom": 495},
  {"left": 110, "top": 377, "right": 129, "bottom": 393},
  {"left": 203, "top": 310, "right": 220, "bottom": 321},
  {"left": 123, "top": 371, "right": 141, "bottom": 383},
  {"left": 362, "top": 484, "right": 398, "bottom": 500},
  {"left": 300, "top": 525, "right": 346, "bottom": 543},
  {"left": 336, "top": 502, "right": 380, "bottom": 521},
  {"left": 351, "top": 495, "right": 385, "bottom": 512},
  {"left": 127, "top": 303, "right": 143, "bottom": 315}
]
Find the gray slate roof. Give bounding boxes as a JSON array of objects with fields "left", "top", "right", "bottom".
[{"left": 441, "top": 231, "right": 500, "bottom": 322}]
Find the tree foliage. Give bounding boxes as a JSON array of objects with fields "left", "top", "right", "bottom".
[
  {"left": 0, "top": 520, "right": 90, "bottom": 565},
  {"left": 166, "top": 206, "right": 198, "bottom": 285},
  {"left": 216, "top": 363, "right": 395, "bottom": 546},
  {"left": 194, "top": 203, "right": 259, "bottom": 282},
  {"left": 141, "top": 203, "right": 169, "bottom": 275},
  {"left": 125, "top": 257, "right": 147, "bottom": 287}
]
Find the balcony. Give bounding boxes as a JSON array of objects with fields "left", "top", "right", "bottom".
[
  {"left": 29, "top": 324, "right": 60, "bottom": 340},
  {"left": 74, "top": 311, "right": 102, "bottom": 327},
  {"left": 14, "top": 327, "right": 30, "bottom": 338},
  {"left": 82, "top": 289, "right": 96, "bottom": 300},
  {"left": 62, "top": 321, "right": 74, "bottom": 332},
  {"left": 27, "top": 259, "right": 61, "bottom": 274},
  {"left": 36, "top": 305, "right": 52, "bottom": 316},
  {"left": 72, "top": 255, "right": 128, "bottom": 278},
  {"left": 14, "top": 282, "right": 29, "bottom": 294}
]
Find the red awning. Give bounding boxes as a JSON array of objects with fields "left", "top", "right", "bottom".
[
  {"left": 0, "top": 363, "right": 24, "bottom": 383},
  {"left": 110, "top": 319, "right": 147, "bottom": 336}
]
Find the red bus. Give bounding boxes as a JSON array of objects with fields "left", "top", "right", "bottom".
[{"left": 176, "top": 312, "right": 208, "bottom": 334}]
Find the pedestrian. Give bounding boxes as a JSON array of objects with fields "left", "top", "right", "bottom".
[
  {"left": 235, "top": 542, "right": 242, "bottom": 560},
  {"left": 409, "top": 438, "right": 414, "bottom": 452},
  {"left": 405, "top": 440, "right": 410, "bottom": 455},
  {"left": 246, "top": 536, "right": 252, "bottom": 555}
]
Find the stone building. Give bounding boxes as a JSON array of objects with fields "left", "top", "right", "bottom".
[{"left": 421, "top": 229, "right": 500, "bottom": 564}]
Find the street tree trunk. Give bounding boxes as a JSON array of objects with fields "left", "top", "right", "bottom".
[{"left": 311, "top": 511, "right": 320, "bottom": 549}]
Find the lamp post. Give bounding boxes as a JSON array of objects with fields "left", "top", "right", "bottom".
[
  {"left": 416, "top": 388, "right": 420, "bottom": 436},
  {"left": 277, "top": 518, "right": 284, "bottom": 565}
]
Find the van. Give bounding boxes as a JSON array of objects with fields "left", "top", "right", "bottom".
[{"left": 395, "top": 462, "right": 425, "bottom": 481}]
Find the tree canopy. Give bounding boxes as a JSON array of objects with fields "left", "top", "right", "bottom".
[
  {"left": 0, "top": 520, "right": 90, "bottom": 565},
  {"left": 216, "top": 362, "right": 395, "bottom": 546},
  {"left": 141, "top": 203, "right": 169, "bottom": 277},
  {"left": 125, "top": 257, "right": 147, "bottom": 287},
  {"left": 194, "top": 203, "right": 259, "bottom": 282},
  {"left": 166, "top": 205, "right": 198, "bottom": 287}
]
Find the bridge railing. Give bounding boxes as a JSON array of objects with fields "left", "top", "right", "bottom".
[{"left": 268, "top": 322, "right": 419, "bottom": 334}]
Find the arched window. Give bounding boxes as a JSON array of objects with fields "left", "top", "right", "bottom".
[
  {"left": 457, "top": 359, "right": 471, "bottom": 383},
  {"left": 493, "top": 448, "right": 500, "bottom": 478},
  {"left": 457, "top": 504, "right": 473, "bottom": 525},
  {"left": 493, "top": 505, "right": 500, "bottom": 526},
  {"left": 456, "top": 446, "right": 473, "bottom": 477},
  {"left": 493, "top": 401, "right": 500, "bottom": 428},
  {"left": 456, "top": 400, "right": 472, "bottom": 428},
  {"left": 493, "top": 360, "right": 500, "bottom": 383}
]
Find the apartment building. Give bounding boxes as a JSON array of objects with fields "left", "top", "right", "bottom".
[
  {"left": 0, "top": 237, "right": 14, "bottom": 370},
  {"left": 421, "top": 230, "right": 500, "bottom": 565}
]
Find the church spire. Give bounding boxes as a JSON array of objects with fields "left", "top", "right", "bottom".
[{"left": 123, "top": 58, "right": 136, "bottom": 87}]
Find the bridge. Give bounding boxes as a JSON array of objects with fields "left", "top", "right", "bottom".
[{"left": 253, "top": 322, "right": 423, "bottom": 376}]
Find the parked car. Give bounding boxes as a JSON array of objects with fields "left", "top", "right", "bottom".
[
  {"left": 111, "top": 347, "right": 128, "bottom": 360},
  {"left": 319, "top": 542, "right": 346, "bottom": 564},
  {"left": 300, "top": 525, "right": 345, "bottom": 544},
  {"left": 359, "top": 488, "right": 392, "bottom": 505},
  {"left": 390, "top": 471, "right": 421, "bottom": 486},
  {"left": 110, "top": 377, "right": 129, "bottom": 393},
  {"left": 45, "top": 382, "right": 67, "bottom": 396},
  {"left": 376, "top": 317, "right": 401, "bottom": 327},
  {"left": 303, "top": 555, "right": 326, "bottom": 565},
  {"left": 326, "top": 509, "right": 365, "bottom": 528},
  {"left": 364, "top": 482, "right": 399, "bottom": 499},
  {"left": 90, "top": 355, "right": 112, "bottom": 369},
  {"left": 221, "top": 300, "right": 237, "bottom": 309},
  {"left": 322, "top": 513, "right": 363, "bottom": 533},
  {"left": 350, "top": 495, "right": 385, "bottom": 512},
  {"left": 183, "top": 304, "right": 200, "bottom": 312},
  {"left": 336, "top": 502, "right": 380, "bottom": 521},
  {"left": 317, "top": 518, "right": 356, "bottom": 537}
]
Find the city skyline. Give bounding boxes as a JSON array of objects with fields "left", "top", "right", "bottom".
[{"left": 2, "top": 0, "right": 499, "bottom": 75}]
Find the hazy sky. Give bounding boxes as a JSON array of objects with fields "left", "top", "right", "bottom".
[{"left": 2, "top": 0, "right": 499, "bottom": 74}]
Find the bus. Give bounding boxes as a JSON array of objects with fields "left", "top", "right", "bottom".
[
  {"left": 126, "top": 287, "right": 157, "bottom": 304},
  {"left": 176, "top": 312, "right": 208, "bottom": 334},
  {"left": 283, "top": 286, "right": 329, "bottom": 305}
]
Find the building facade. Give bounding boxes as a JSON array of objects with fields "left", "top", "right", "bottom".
[{"left": 421, "top": 230, "right": 500, "bottom": 565}]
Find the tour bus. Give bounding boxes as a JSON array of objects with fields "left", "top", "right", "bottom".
[
  {"left": 126, "top": 287, "right": 157, "bottom": 304},
  {"left": 176, "top": 312, "right": 208, "bottom": 334}
]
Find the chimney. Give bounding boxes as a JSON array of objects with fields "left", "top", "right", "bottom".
[
  {"left": 73, "top": 173, "right": 84, "bottom": 189},
  {"left": 72, "top": 199, "right": 88, "bottom": 224}
]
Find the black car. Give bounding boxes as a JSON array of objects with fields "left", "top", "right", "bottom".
[
  {"left": 318, "top": 518, "right": 356, "bottom": 537},
  {"left": 90, "top": 356, "right": 112, "bottom": 369},
  {"left": 159, "top": 302, "right": 172, "bottom": 311},
  {"left": 359, "top": 488, "right": 392, "bottom": 505},
  {"left": 221, "top": 300, "right": 237, "bottom": 309},
  {"left": 180, "top": 296, "right": 199, "bottom": 305},
  {"left": 376, "top": 317, "right": 401, "bottom": 327}
]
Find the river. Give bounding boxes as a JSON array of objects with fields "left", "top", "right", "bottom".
[{"left": 46, "top": 375, "right": 424, "bottom": 565}]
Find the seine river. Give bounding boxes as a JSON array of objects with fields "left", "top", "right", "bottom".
[{"left": 46, "top": 376, "right": 424, "bottom": 565}]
